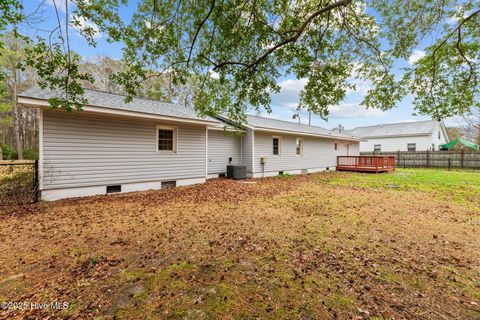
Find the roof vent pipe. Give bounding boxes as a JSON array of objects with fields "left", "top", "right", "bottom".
[{"left": 338, "top": 124, "right": 344, "bottom": 133}]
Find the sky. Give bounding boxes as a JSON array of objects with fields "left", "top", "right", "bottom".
[{"left": 20, "top": 0, "right": 456, "bottom": 130}]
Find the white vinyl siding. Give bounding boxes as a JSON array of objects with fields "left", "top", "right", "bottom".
[
  {"left": 253, "top": 131, "right": 359, "bottom": 173},
  {"left": 241, "top": 129, "right": 254, "bottom": 174},
  {"left": 359, "top": 122, "right": 449, "bottom": 152},
  {"left": 42, "top": 110, "right": 207, "bottom": 190},
  {"left": 360, "top": 135, "right": 436, "bottom": 152},
  {"left": 207, "top": 130, "right": 241, "bottom": 174}
]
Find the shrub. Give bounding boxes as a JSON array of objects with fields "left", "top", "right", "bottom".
[
  {"left": 1, "top": 144, "right": 15, "bottom": 160},
  {"left": 23, "top": 147, "right": 38, "bottom": 160}
]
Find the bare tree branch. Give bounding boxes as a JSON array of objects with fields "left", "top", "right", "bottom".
[
  {"left": 187, "top": 0, "right": 216, "bottom": 66},
  {"left": 415, "top": 8, "right": 480, "bottom": 72},
  {"left": 455, "top": 27, "right": 477, "bottom": 91}
]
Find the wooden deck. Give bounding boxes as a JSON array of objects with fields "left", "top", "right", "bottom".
[{"left": 336, "top": 156, "right": 396, "bottom": 173}]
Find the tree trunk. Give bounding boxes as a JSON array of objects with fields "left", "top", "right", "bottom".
[{"left": 12, "top": 69, "right": 23, "bottom": 160}]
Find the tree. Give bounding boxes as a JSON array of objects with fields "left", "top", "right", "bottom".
[
  {"left": 0, "top": 33, "right": 28, "bottom": 159},
  {"left": 0, "top": 32, "right": 40, "bottom": 160},
  {"left": 446, "top": 126, "right": 462, "bottom": 141},
  {"left": 460, "top": 106, "right": 480, "bottom": 143},
  {"left": 2, "top": 0, "right": 480, "bottom": 124},
  {"left": 80, "top": 56, "right": 126, "bottom": 93},
  {"left": 0, "top": 81, "right": 12, "bottom": 159}
]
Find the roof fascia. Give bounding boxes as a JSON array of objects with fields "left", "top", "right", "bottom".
[{"left": 253, "top": 127, "right": 363, "bottom": 142}]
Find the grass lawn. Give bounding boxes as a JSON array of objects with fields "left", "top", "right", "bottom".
[
  {"left": 332, "top": 168, "right": 480, "bottom": 205},
  {"left": 1, "top": 169, "right": 480, "bottom": 319}
]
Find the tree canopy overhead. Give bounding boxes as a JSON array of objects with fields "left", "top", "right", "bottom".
[{"left": 2, "top": 0, "right": 480, "bottom": 124}]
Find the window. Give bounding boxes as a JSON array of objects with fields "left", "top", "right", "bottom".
[
  {"left": 334, "top": 142, "right": 338, "bottom": 150},
  {"left": 438, "top": 131, "right": 441, "bottom": 139},
  {"left": 273, "top": 137, "right": 280, "bottom": 155},
  {"left": 374, "top": 144, "right": 381, "bottom": 152},
  {"left": 407, "top": 143, "right": 416, "bottom": 152},
  {"left": 157, "top": 126, "right": 177, "bottom": 152},
  {"left": 432, "top": 143, "right": 435, "bottom": 151},
  {"left": 296, "top": 138, "right": 303, "bottom": 156}
]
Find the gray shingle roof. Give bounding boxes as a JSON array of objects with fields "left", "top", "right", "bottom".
[
  {"left": 349, "top": 120, "right": 440, "bottom": 138},
  {"left": 246, "top": 115, "right": 362, "bottom": 141},
  {"left": 18, "top": 87, "right": 219, "bottom": 123}
]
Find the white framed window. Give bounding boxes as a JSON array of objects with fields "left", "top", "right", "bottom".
[
  {"left": 374, "top": 144, "right": 381, "bottom": 152},
  {"left": 407, "top": 143, "right": 416, "bottom": 152},
  {"left": 157, "top": 125, "right": 177, "bottom": 153},
  {"left": 272, "top": 136, "right": 281, "bottom": 155},
  {"left": 296, "top": 138, "right": 304, "bottom": 156}
]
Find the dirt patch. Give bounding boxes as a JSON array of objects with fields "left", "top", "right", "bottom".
[{"left": 0, "top": 172, "right": 479, "bottom": 319}]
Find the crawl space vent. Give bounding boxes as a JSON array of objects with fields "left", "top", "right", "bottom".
[
  {"left": 301, "top": 169, "right": 308, "bottom": 174},
  {"left": 106, "top": 185, "right": 121, "bottom": 194},
  {"left": 161, "top": 181, "right": 176, "bottom": 189}
]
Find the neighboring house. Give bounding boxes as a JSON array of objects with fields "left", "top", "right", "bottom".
[
  {"left": 346, "top": 120, "right": 449, "bottom": 152},
  {"left": 18, "top": 88, "right": 361, "bottom": 201}
]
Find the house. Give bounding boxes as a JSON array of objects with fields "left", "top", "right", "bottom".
[
  {"left": 18, "top": 87, "right": 362, "bottom": 201},
  {"left": 346, "top": 120, "right": 449, "bottom": 152}
]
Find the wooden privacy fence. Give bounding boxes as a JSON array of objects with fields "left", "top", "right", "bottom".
[
  {"left": 0, "top": 160, "right": 39, "bottom": 206},
  {"left": 360, "top": 150, "right": 480, "bottom": 169}
]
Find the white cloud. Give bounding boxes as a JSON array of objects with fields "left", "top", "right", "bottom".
[
  {"left": 346, "top": 78, "right": 371, "bottom": 95},
  {"left": 45, "top": 1, "right": 102, "bottom": 39},
  {"left": 70, "top": 15, "right": 102, "bottom": 39},
  {"left": 209, "top": 70, "right": 220, "bottom": 79},
  {"left": 446, "top": 7, "right": 473, "bottom": 25},
  {"left": 346, "top": 63, "right": 372, "bottom": 95},
  {"left": 270, "top": 78, "right": 386, "bottom": 120},
  {"left": 446, "top": 16, "right": 459, "bottom": 25},
  {"left": 271, "top": 76, "right": 372, "bottom": 110},
  {"left": 270, "top": 78, "right": 308, "bottom": 110},
  {"left": 329, "top": 103, "right": 387, "bottom": 119},
  {"left": 408, "top": 50, "right": 426, "bottom": 65}
]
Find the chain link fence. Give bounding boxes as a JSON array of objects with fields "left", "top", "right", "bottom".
[{"left": 0, "top": 160, "right": 39, "bottom": 206}]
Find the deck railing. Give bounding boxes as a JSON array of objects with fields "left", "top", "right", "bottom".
[{"left": 337, "top": 156, "right": 396, "bottom": 172}]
